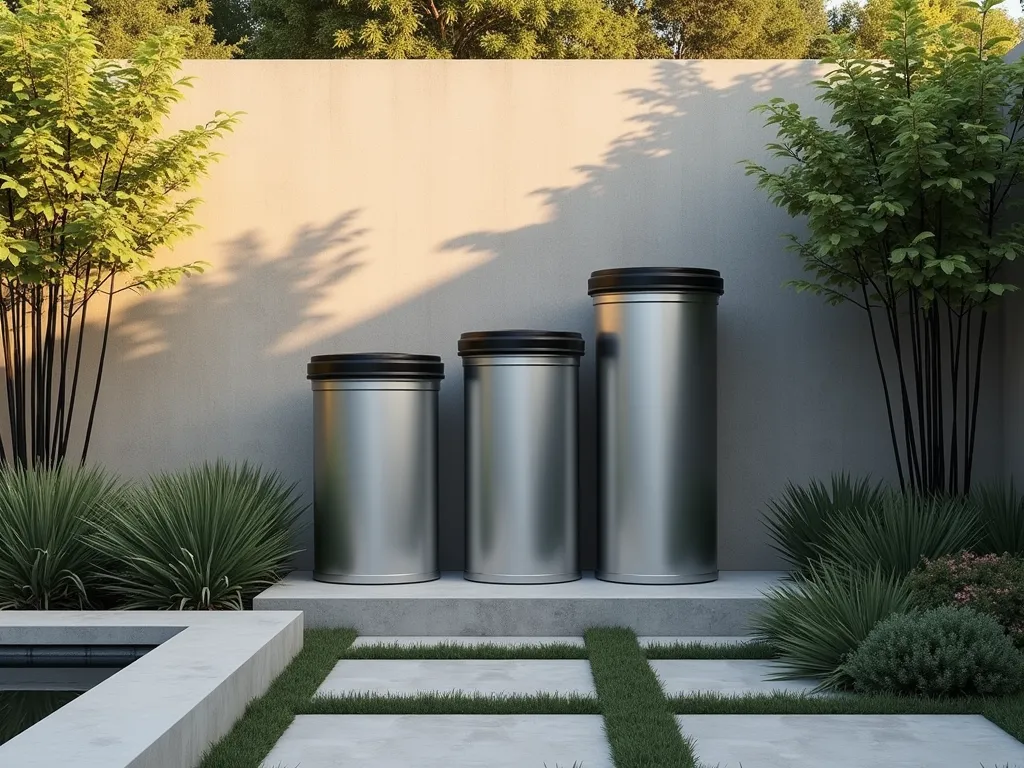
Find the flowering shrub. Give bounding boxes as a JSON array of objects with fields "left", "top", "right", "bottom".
[{"left": 906, "top": 552, "right": 1024, "bottom": 645}]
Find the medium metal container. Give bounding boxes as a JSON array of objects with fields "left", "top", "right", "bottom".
[
  {"left": 460, "top": 331, "right": 584, "bottom": 584},
  {"left": 589, "top": 268, "right": 724, "bottom": 584},
  {"left": 307, "top": 353, "right": 444, "bottom": 584}
]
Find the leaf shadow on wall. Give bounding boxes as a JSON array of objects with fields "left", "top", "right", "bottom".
[
  {"left": 107, "top": 210, "right": 367, "bottom": 557},
  {"left": 420, "top": 60, "right": 882, "bottom": 571},
  {"left": 99, "top": 60, "right": 888, "bottom": 573}
]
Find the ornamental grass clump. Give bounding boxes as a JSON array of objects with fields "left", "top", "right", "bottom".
[
  {"left": 762, "top": 474, "right": 885, "bottom": 575},
  {"left": 92, "top": 461, "right": 303, "bottom": 610},
  {"left": 973, "top": 481, "right": 1024, "bottom": 555},
  {"left": 751, "top": 563, "right": 914, "bottom": 690},
  {"left": 843, "top": 607, "right": 1024, "bottom": 696},
  {"left": 817, "top": 491, "right": 980, "bottom": 578},
  {"left": 908, "top": 552, "right": 1024, "bottom": 645},
  {"left": 763, "top": 476, "right": 981, "bottom": 578},
  {"left": 0, "top": 466, "right": 124, "bottom": 609}
]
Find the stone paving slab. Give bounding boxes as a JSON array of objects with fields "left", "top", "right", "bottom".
[
  {"left": 316, "top": 659, "right": 596, "bottom": 697},
  {"left": 640, "top": 636, "right": 751, "bottom": 648},
  {"left": 677, "top": 714, "right": 1024, "bottom": 767},
  {"left": 351, "top": 635, "right": 585, "bottom": 648},
  {"left": 652, "top": 660, "right": 818, "bottom": 696},
  {"left": 262, "top": 714, "right": 613, "bottom": 768}
]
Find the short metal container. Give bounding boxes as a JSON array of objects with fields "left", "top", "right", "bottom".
[
  {"left": 589, "top": 268, "right": 724, "bottom": 584},
  {"left": 307, "top": 353, "right": 443, "bottom": 584},
  {"left": 460, "top": 331, "right": 584, "bottom": 584}
]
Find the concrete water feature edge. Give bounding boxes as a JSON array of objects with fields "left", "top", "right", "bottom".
[{"left": 0, "top": 610, "right": 303, "bottom": 768}]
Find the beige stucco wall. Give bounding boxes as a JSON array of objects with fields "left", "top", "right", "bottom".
[{"left": 87, "top": 59, "right": 1003, "bottom": 571}]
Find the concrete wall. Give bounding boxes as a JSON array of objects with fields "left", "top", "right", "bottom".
[
  {"left": 1002, "top": 41, "right": 1024, "bottom": 480},
  {"left": 84, "top": 59, "right": 1004, "bottom": 571}
]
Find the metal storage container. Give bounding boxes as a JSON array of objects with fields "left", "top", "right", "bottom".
[
  {"left": 589, "top": 268, "right": 724, "bottom": 584},
  {"left": 460, "top": 331, "right": 584, "bottom": 584},
  {"left": 307, "top": 353, "right": 443, "bottom": 584}
]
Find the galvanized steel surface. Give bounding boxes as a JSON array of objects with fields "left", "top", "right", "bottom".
[
  {"left": 312, "top": 379, "right": 440, "bottom": 584},
  {"left": 594, "top": 291, "right": 719, "bottom": 584},
  {"left": 463, "top": 355, "right": 580, "bottom": 584}
]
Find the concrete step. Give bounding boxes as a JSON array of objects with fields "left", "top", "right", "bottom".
[{"left": 254, "top": 571, "right": 783, "bottom": 635}]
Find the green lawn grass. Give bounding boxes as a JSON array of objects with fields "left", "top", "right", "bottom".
[
  {"left": 586, "top": 627, "right": 698, "bottom": 768},
  {"left": 302, "top": 691, "right": 600, "bottom": 714}
]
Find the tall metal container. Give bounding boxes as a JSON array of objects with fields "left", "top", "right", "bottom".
[
  {"left": 307, "top": 353, "right": 444, "bottom": 584},
  {"left": 589, "top": 268, "right": 724, "bottom": 585},
  {"left": 460, "top": 331, "right": 584, "bottom": 584}
]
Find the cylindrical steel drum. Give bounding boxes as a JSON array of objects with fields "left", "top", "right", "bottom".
[
  {"left": 307, "top": 353, "right": 444, "bottom": 584},
  {"left": 589, "top": 268, "right": 724, "bottom": 584},
  {"left": 460, "top": 331, "right": 584, "bottom": 584}
]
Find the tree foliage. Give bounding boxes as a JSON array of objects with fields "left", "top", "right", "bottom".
[
  {"left": 248, "top": 0, "right": 834, "bottom": 58},
  {"left": 746, "top": 0, "right": 1024, "bottom": 495},
  {"left": 649, "top": 0, "right": 818, "bottom": 58},
  {"left": 251, "top": 0, "right": 666, "bottom": 58},
  {"left": 88, "top": 0, "right": 238, "bottom": 58},
  {"left": 210, "top": 0, "right": 253, "bottom": 48},
  {"left": 2, "top": 0, "right": 245, "bottom": 57},
  {"left": 828, "top": 0, "right": 865, "bottom": 34},
  {"left": 856, "top": 0, "right": 1022, "bottom": 56},
  {"left": 0, "top": 0, "right": 238, "bottom": 466},
  {"left": 248, "top": 0, "right": 341, "bottom": 58}
]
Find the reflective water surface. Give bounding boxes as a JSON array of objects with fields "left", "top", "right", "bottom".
[{"left": 0, "top": 690, "right": 80, "bottom": 745}]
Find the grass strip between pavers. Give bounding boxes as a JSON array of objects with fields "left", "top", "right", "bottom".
[
  {"left": 668, "top": 691, "right": 1024, "bottom": 743},
  {"left": 585, "top": 627, "right": 696, "bottom": 768},
  {"left": 302, "top": 691, "right": 600, "bottom": 715},
  {"left": 644, "top": 641, "right": 776, "bottom": 660},
  {"left": 197, "top": 626, "right": 1024, "bottom": 768},
  {"left": 198, "top": 628, "right": 356, "bottom": 768},
  {"left": 345, "top": 641, "right": 589, "bottom": 660}
]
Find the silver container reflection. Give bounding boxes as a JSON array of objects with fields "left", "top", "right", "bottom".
[
  {"left": 460, "top": 331, "right": 584, "bottom": 584},
  {"left": 308, "top": 354, "right": 444, "bottom": 584},
  {"left": 589, "top": 268, "right": 724, "bottom": 584}
]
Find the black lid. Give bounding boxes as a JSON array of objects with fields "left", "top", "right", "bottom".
[
  {"left": 458, "top": 330, "right": 585, "bottom": 357},
  {"left": 307, "top": 353, "right": 444, "bottom": 380},
  {"left": 588, "top": 267, "right": 724, "bottom": 296}
]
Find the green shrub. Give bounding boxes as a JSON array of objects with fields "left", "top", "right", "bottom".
[
  {"left": 0, "top": 467, "right": 124, "bottom": 610},
  {"left": 751, "top": 563, "right": 914, "bottom": 689},
  {"left": 817, "top": 492, "right": 980, "bottom": 578},
  {"left": 974, "top": 482, "right": 1024, "bottom": 556},
  {"left": 907, "top": 552, "right": 1024, "bottom": 646},
  {"left": 762, "top": 474, "right": 885, "bottom": 575},
  {"left": 843, "top": 607, "right": 1024, "bottom": 697},
  {"left": 92, "top": 461, "right": 303, "bottom": 610}
]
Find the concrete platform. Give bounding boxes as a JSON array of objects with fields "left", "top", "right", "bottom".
[
  {"left": 316, "top": 659, "right": 596, "bottom": 697},
  {"left": 263, "top": 714, "right": 613, "bottom": 768},
  {"left": 255, "top": 570, "right": 783, "bottom": 635},
  {"left": 677, "top": 714, "right": 1024, "bottom": 767},
  {"left": 653, "top": 660, "right": 818, "bottom": 696}
]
